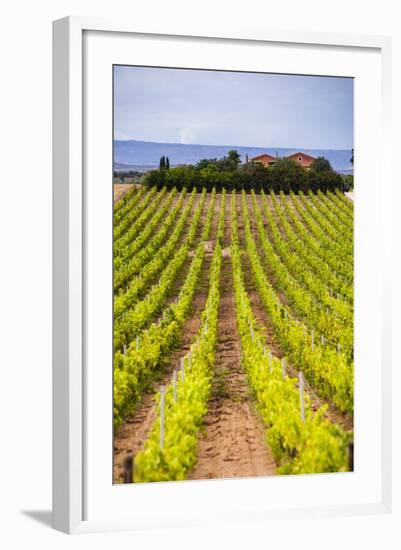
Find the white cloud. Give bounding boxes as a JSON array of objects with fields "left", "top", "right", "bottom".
[{"left": 179, "top": 127, "right": 198, "bottom": 144}]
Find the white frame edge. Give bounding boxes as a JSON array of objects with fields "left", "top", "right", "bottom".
[
  {"left": 52, "top": 15, "right": 392, "bottom": 534},
  {"left": 53, "top": 16, "right": 83, "bottom": 534}
]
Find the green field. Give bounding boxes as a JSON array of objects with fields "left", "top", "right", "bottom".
[{"left": 113, "top": 186, "right": 354, "bottom": 483}]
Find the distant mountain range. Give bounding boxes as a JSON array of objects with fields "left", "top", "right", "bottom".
[{"left": 114, "top": 140, "right": 353, "bottom": 174}]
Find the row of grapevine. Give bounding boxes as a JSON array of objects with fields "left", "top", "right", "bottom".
[
  {"left": 113, "top": 189, "right": 218, "bottom": 427},
  {"left": 334, "top": 189, "right": 354, "bottom": 212},
  {"left": 258, "top": 191, "right": 352, "bottom": 316},
  {"left": 113, "top": 185, "right": 145, "bottom": 226},
  {"left": 327, "top": 191, "right": 354, "bottom": 222},
  {"left": 316, "top": 190, "right": 353, "bottom": 228},
  {"left": 113, "top": 188, "right": 191, "bottom": 293},
  {"left": 258, "top": 194, "right": 353, "bottom": 329},
  {"left": 114, "top": 187, "right": 179, "bottom": 266},
  {"left": 289, "top": 192, "right": 353, "bottom": 283},
  {"left": 114, "top": 189, "right": 213, "bottom": 352},
  {"left": 134, "top": 193, "right": 226, "bottom": 482},
  {"left": 278, "top": 192, "right": 352, "bottom": 287},
  {"left": 114, "top": 186, "right": 157, "bottom": 240},
  {"left": 297, "top": 192, "right": 353, "bottom": 262},
  {"left": 231, "top": 191, "right": 351, "bottom": 474},
  {"left": 308, "top": 191, "right": 354, "bottom": 239},
  {"left": 114, "top": 187, "right": 168, "bottom": 250},
  {"left": 238, "top": 191, "right": 353, "bottom": 413},
  {"left": 268, "top": 191, "right": 353, "bottom": 302},
  {"left": 114, "top": 185, "right": 139, "bottom": 216},
  {"left": 246, "top": 192, "right": 353, "bottom": 358}
]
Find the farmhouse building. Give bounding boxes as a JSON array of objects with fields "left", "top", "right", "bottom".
[
  {"left": 250, "top": 151, "right": 316, "bottom": 170},
  {"left": 285, "top": 152, "right": 316, "bottom": 169},
  {"left": 250, "top": 153, "right": 278, "bottom": 168}
]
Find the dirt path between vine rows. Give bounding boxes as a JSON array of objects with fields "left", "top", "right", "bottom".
[
  {"left": 113, "top": 193, "right": 219, "bottom": 483},
  {"left": 188, "top": 194, "right": 276, "bottom": 480}
]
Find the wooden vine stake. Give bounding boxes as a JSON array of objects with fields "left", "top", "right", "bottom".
[
  {"left": 348, "top": 441, "right": 354, "bottom": 471},
  {"left": 299, "top": 371, "right": 305, "bottom": 421},
  {"left": 281, "top": 357, "right": 286, "bottom": 379},
  {"left": 321, "top": 334, "right": 325, "bottom": 346},
  {"left": 123, "top": 455, "right": 133, "bottom": 484},
  {"left": 173, "top": 370, "right": 177, "bottom": 402},
  {"left": 123, "top": 344, "right": 127, "bottom": 355},
  {"left": 136, "top": 336, "right": 140, "bottom": 351},
  {"left": 180, "top": 357, "right": 185, "bottom": 382},
  {"left": 337, "top": 342, "right": 341, "bottom": 354},
  {"left": 159, "top": 386, "right": 165, "bottom": 449}
]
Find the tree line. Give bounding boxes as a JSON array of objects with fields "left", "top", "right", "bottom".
[{"left": 142, "top": 150, "right": 350, "bottom": 193}]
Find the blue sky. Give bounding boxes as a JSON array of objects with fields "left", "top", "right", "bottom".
[{"left": 114, "top": 66, "right": 353, "bottom": 150}]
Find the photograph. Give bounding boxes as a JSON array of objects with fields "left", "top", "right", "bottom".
[{"left": 112, "top": 65, "right": 354, "bottom": 484}]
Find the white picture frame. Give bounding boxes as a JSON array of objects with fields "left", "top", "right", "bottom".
[{"left": 52, "top": 16, "right": 392, "bottom": 534}]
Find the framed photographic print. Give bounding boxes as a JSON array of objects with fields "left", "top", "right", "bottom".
[{"left": 52, "top": 17, "right": 392, "bottom": 534}]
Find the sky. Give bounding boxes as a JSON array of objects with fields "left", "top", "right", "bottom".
[{"left": 114, "top": 65, "right": 353, "bottom": 150}]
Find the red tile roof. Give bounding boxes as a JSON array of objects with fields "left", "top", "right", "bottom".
[
  {"left": 251, "top": 153, "right": 277, "bottom": 161},
  {"left": 286, "top": 152, "right": 316, "bottom": 162}
]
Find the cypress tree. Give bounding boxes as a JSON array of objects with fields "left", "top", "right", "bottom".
[
  {"left": 159, "top": 156, "right": 165, "bottom": 170},
  {"left": 166, "top": 157, "right": 170, "bottom": 170}
]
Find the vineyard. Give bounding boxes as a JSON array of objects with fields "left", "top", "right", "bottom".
[{"left": 113, "top": 185, "right": 354, "bottom": 483}]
